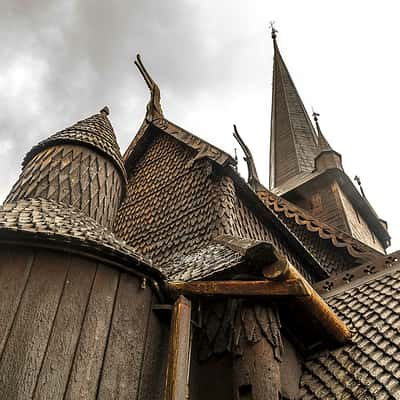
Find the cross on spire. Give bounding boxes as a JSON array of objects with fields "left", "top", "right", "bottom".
[{"left": 269, "top": 21, "right": 278, "bottom": 40}]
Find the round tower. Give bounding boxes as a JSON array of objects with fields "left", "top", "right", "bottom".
[{"left": 5, "top": 107, "right": 127, "bottom": 228}]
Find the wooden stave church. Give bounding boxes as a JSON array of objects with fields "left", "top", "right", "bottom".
[{"left": 0, "top": 30, "right": 398, "bottom": 400}]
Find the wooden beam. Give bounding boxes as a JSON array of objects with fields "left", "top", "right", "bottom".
[
  {"left": 164, "top": 295, "right": 192, "bottom": 400},
  {"left": 262, "top": 257, "right": 352, "bottom": 344},
  {"left": 167, "top": 279, "right": 309, "bottom": 298}
]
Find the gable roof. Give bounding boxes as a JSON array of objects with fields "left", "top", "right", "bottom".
[{"left": 300, "top": 261, "right": 400, "bottom": 399}]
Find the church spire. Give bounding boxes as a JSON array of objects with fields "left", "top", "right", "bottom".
[
  {"left": 269, "top": 28, "right": 319, "bottom": 190},
  {"left": 313, "top": 110, "right": 333, "bottom": 152}
]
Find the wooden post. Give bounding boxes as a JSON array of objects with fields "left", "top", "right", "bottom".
[
  {"left": 164, "top": 295, "right": 192, "bottom": 400},
  {"left": 232, "top": 304, "right": 282, "bottom": 400}
]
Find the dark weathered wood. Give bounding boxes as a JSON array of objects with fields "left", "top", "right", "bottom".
[
  {"left": 0, "top": 245, "right": 34, "bottom": 356},
  {"left": 32, "top": 255, "right": 97, "bottom": 400},
  {"left": 168, "top": 279, "right": 308, "bottom": 298},
  {"left": 233, "top": 339, "right": 281, "bottom": 400},
  {"left": 138, "top": 294, "right": 171, "bottom": 400},
  {"left": 165, "top": 295, "right": 192, "bottom": 400},
  {"left": 0, "top": 249, "right": 70, "bottom": 399},
  {"left": 6, "top": 143, "right": 123, "bottom": 228},
  {"left": 64, "top": 264, "right": 119, "bottom": 400},
  {"left": 97, "top": 273, "right": 152, "bottom": 399},
  {"left": 263, "top": 257, "right": 351, "bottom": 344},
  {"left": 189, "top": 351, "right": 234, "bottom": 400}
]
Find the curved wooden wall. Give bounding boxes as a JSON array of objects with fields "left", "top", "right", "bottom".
[{"left": 0, "top": 244, "right": 168, "bottom": 399}]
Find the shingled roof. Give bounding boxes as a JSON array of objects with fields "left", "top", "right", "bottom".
[
  {"left": 300, "top": 262, "right": 400, "bottom": 399},
  {"left": 23, "top": 107, "right": 126, "bottom": 182},
  {"left": 0, "top": 198, "right": 161, "bottom": 280}
]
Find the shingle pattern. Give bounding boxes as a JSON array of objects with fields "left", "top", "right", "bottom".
[
  {"left": 23, "top": 111, "right": 126, "bottom": 181},
  {"left": 270, "top": 40, "right": 319, "bottom": 189},
  {"left": 257, "top": 189, "right": 378, "bottom": 273},
  {"left": 162, "top": 242, "right": 243, "bottom": 281},
  {"left": 300, "top": 266, "right": 400, "bottom": 400},
  {"left": 6, "top": 144, "right": 123, "bottom": 228},
  {"left": 114, "top": 133, "right": 220, "bottom": 265},
  {"left": 0, "top": 198, "right": 155, "bottom": 272}
]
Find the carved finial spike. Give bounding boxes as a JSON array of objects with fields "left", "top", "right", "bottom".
[
  {"left": 100, "top": 106, "right": 110, "bottom": 116},
  {"left": 269, "top": 21, "right": 278, "bottom": 39},
  {"left": 232, "top": 124, "right": 261, "bottom": 191},
  {"left": 133, "top": 54, "right": 163, "bottom": 120}
]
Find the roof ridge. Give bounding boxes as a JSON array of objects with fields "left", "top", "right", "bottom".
[{"left": 124, "top": 116, "right": 235, "bottom": 171}]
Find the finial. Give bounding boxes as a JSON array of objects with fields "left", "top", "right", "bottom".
[
  {"left": 354, "top": 175, "right": 366, "bottom": 198},
  {"left": 233, "top": 124, "right": 261, "bottom": 191},
  {"left": 134, "top": 54, "right": 163, "bottom": 121},
  {"left": 100, "top": 106, "right": 110, "bottom": 116},
  {"left": 269, "top": 21, "right": 278, "bottom": 40},
  {"left": 312, "top": 108, "right": 320, "bottom": 124}
]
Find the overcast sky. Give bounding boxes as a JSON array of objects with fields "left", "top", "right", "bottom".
[{"left": 1, "top": 0, "right": 399, "bottom": 251}]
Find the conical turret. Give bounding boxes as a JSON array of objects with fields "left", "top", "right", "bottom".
[{"left": 5, "top": 107, "right": 127, "bottom": 228}]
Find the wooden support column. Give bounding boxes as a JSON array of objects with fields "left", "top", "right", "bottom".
[
  {"left": 164, "top": 295, "right": 192, "bottom": 400},
  {"left": 232, "top": 304, "right": 281, "bottom": 400}
]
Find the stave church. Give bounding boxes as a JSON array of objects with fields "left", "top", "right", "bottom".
[{"left": 0, "top": 28, "right": 398, "bottom": 399}]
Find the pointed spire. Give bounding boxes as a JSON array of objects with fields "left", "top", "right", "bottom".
[
  {"left": 269, "top": 29, "right": 319, "bottom": 190},
  {"left": 134, "top": 54, "right": 163, "bottom": 121},
  {"left": 313, "top": 110, "right": 333, "bottom": 152}
]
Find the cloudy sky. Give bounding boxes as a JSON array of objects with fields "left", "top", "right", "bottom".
[{"left": 1, "top": 0, "right": 399, "bottom": 250}]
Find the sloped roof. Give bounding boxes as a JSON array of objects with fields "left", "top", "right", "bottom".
[
  {"left": 300, "top": 262, "right": 400, "bottom": 399},
  {"left": 163, "top": 242, "right": 243, "bottom": 281},
  {"left": 124, "top": 117, "right": 235, "bottom": 173},
  {"left": 0, "top": 198, "right": 161, "bottom": 280},
  {"left": 23, "top": 108, "right": 126, "bottom": 181},
  {"left": 256, "top": 188, "right": 380, "bottom": 262},
  {"left": 270, "top": 35, "right": 319, "bottom": 189}
]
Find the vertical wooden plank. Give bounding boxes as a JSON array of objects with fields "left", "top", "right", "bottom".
[
  {"left": 64, "top": 264, "right": 119, "bottom": 400},
  {"left": 0, "top": 245, "right": 34, "bottom": 355},
  {"left": 137, "top": 295, "right": 170, "bottom": 400},
  {"left": 165, "top": 295, "right": 192, "bottom": 400},
  {"left": 32, "top": 255, "right": 97, "bottom": 400},
  {"left": 0, "top": 249, "right": 70, "bottom": 399},
  {"left": 96, "top": 273, "right": 152, "bottom": 399}
]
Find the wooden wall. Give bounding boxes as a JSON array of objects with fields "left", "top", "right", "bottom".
[{"left": 0, "top": 244, "right": 169, "bottom": 399}]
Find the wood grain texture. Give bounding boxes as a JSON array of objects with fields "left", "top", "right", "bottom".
[
  {"left": 233, "top": 339, "right": 281, "bottom": 400},
  {"left": 32, "top": 255, "right": 97, "bottom": 400},
  {"left": 97, "top": 273, "right": 152, "bottom": 399},
  {"left": 165, "top": 295, "right": 192, "bottom": 400},
  {"left": 168, "top": 279, "right": 308, "bottom": 297},
  {"left": 0, "top": 245, "right": 34, "bottom": 356},
  {"left": 0, "top": 249, "right": 70, "bottom": 399},
  {"left": 64, "top": 264, "right": 119, "bottom": 400},
  {"left": 137, "top": 296, "right": 170, "bottom": 400}
]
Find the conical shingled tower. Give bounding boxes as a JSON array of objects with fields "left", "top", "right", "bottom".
[
  {"left": 269, "top": 32, "right": 390, "bottom": 251},
  {"left": 5, "top": 107, "right": 127, "bottom": 228},
  {"left": 269, "top": 29, "right": 319, "bottom": 190}
]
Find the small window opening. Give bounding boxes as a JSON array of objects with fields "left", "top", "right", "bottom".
[{"left": 238, "top": 384, "right": 253, "bottom": 399}]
